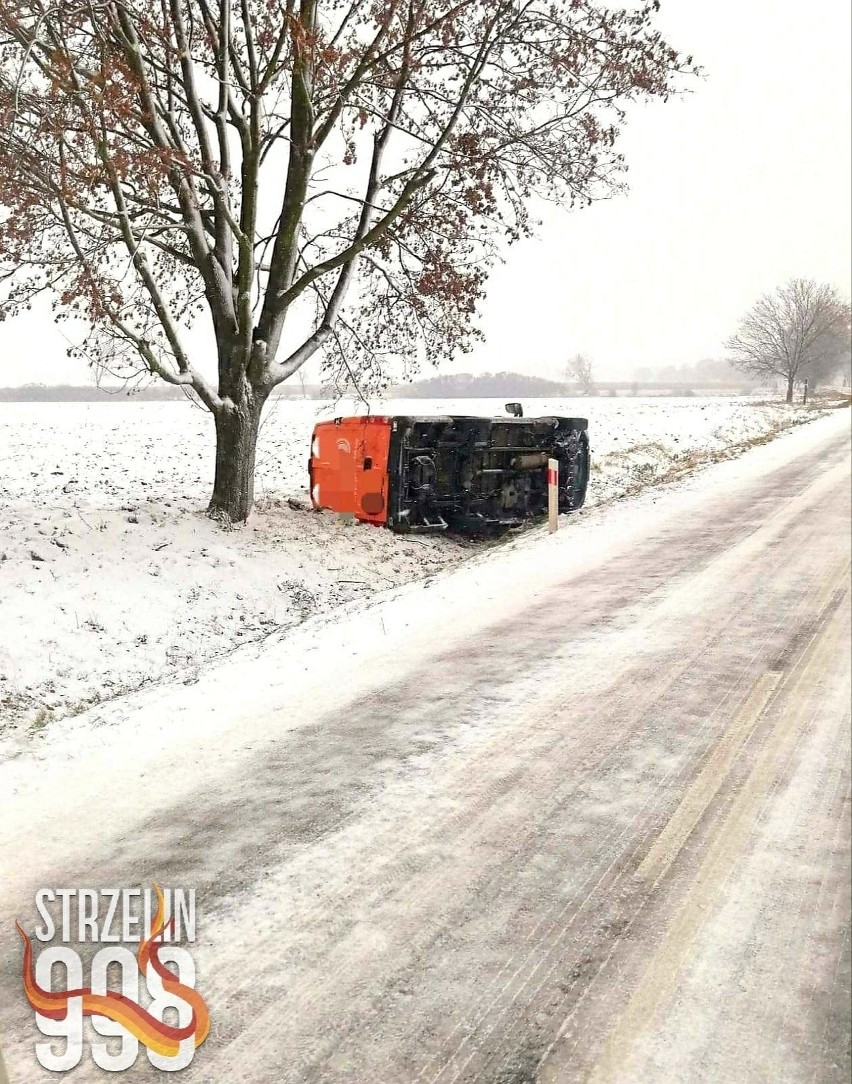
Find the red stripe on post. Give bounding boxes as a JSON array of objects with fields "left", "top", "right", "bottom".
[{"left": 547, "top": 458, "right": 559, "bottom": 534}]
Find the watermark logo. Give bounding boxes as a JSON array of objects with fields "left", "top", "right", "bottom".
[{"left": 16, "top": 883, "right": 209, "bottom": 1072}]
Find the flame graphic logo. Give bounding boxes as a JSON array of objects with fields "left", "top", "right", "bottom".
[{"left": 16, "top": 884, "right": 209, "bottom": 1059}]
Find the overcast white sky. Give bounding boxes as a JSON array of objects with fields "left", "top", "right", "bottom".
[{"left": 1, "top": 0, "right": 850, "bottom": 386}]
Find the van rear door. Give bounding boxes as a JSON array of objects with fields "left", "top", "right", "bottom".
[{"left": 309, "top": 417, "right": 392, "bottom": 524}]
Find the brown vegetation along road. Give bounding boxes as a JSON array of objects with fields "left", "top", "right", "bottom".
[{"left": 1, "top": 414, "right": 850, "bottom": 1083}]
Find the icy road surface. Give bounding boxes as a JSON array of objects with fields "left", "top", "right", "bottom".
[{"left": 1, "top": 410, "right": 850, "bottom": 1083}]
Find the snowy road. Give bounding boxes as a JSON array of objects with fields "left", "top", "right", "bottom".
[{"left": 2, "top": 411, "right": 850, "bottom": 1083}]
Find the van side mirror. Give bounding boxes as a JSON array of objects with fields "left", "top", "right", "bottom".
[{"left": 505, "top": 402, "right": 523, "bottom": 417}]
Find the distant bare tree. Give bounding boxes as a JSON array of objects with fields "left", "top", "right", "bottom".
[
  {"left": 726, "top": 280, "right": 851, "bottom": 403},
  {"left": 567, "top": 353, "right": 595, "bottom": 396}
]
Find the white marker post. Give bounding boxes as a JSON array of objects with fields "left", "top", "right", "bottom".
[{"left": 547, "top": 458, "right": 559, "bottom": 533}]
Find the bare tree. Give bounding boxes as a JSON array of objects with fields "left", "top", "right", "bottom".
[
  {"left": 567, "top": 353, "right": 595, "bottom": 396},
  {"left": 0, "top": 2, "right": 695, "bottom": 521},
  {"left": 726, "top": 280, "right": 851, "bottom": 403}
]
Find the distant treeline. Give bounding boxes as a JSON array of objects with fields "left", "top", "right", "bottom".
[
  {"left": 0, "top": 383, "right": 325, "bottom": 402},
  {"left": 0, "top": 373, "right": 567, "bottom": 402},
  {"left": 1, "top": 369, "right": 753, "bottom": 403},
  {"left": 389, "top": 370, "right": 753, "bottom": 396},
  {"left": 391, "top": 371, "right": 568, "bottom": 397},
  {"left": 0, "top": 383, "right": 187, "bottom": 402}
]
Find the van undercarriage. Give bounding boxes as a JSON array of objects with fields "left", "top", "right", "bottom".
[{"left": 386, "top": 415, "right": 589, "bottom": 533}]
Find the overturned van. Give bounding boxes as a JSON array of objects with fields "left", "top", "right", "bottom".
[{"left": 309, "top": 411, "right": 589, "bottom": 534}]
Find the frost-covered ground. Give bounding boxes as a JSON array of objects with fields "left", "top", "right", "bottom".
[{"left": 0, "top": 395, "right": 825, "bottom": 736}]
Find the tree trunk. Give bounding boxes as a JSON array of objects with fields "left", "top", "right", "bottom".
[
  {"left": 208, "top": 389, "right": 268, "bottom": 523},
  {"left": 786, "top": 374, "right": 794, "bottom": 404}
]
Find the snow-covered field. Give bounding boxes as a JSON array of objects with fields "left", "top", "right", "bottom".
[{"left": 0, "top": 395, "right": 826, "bottom": 737}]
